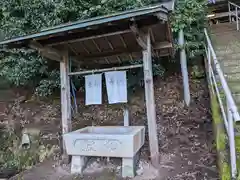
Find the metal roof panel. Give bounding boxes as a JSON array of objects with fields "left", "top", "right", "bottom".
[{"left": 0, "top": 2, "right": 173, "bottom": 46}]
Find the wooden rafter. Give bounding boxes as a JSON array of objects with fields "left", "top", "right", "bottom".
[
  {"left": 80, "top": 43, "right": 90, "bottom": 54},
  {"left": 119, "top": 34, "right": 133, "bottom": 61},
  {"left": 105, "top": 57, "right": 110, "bottom": 64},
  {"left": 67, "top": 44, "right": 79, "bottom": 56},
  {"left": 130, "top": 24, "right": 148, "bottom": 49},
  {"left": 106, "top": 37, "right": 121, "bottom": 63},
  {"left": 92, "top": 39, "right": 110, "bottom": 64},
  {"left": 119, "top": 34, "right": 127, "bottom": 48},
  {"left": 75, "top": 41, "right": 171, "bottom": 61},
  {"left": 47, "top": 29, "right": 132, "bottom": 46},
  {"left": 129, "top": 53, "right": 134, "bottom": 61},
  {"left": 150, "top": 29, "right": 155, "bottom": 43},
  {"left": 92, "top": 39, "right": 101, "bottom": 52}
]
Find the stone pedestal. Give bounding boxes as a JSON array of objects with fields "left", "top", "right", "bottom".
[
  {"left": 71, "top": 156, "right": 88, "bottom": 174},
  {"left": 122, "top": 157, "right": 135, "bottom": 178},
  {"left": 63, "top": 126, "right": 145, "bottom": 177}
]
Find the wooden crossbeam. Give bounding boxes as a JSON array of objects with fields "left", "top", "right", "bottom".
[
  {"left": 29, "top": 40, "right": 63, "bottom": 61},
  {"left": 130, "top": 24, "right": 147, "bottom": 49},
  {"left": 47, "top": 29, "right": 132, "bottom": 46},
  {"left": 76, "top": 41, "right": 171, "bottom": 61},
  {"left": 130, "top": 23, "right": 168, "bottom": 58}
]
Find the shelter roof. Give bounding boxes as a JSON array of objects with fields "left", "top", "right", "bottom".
[{"left": 0, "top": 1, "right": 175, "bottom": 67}]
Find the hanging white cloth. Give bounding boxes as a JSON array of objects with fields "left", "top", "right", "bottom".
[
  {"left": 85, "top": 74, "right": 102, "bottom": 105},
  {"left": 105, "top": 71, "right": 127, "bottom": 104}
]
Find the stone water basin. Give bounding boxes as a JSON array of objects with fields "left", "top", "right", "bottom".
[{"left": 63, "top": 126, "right": 145, "bottom": 158}]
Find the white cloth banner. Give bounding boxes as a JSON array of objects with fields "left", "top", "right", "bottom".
[
  {"left": 105, "top": 71, "right": 127, "bottom": 104},
  {"left": 85, "top": 74, "right": 102, "bottom": 105}
]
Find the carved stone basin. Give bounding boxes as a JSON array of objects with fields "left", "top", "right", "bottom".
[{"left": 63, "top": 126, "right": 145, "bottom": 158}]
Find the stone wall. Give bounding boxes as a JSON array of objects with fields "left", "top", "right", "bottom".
[{"left": 210, "top": 93, "right": 231, "bottom": 180}]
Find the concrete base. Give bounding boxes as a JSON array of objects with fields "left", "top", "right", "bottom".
[
  {"left": 64, "top": 126, "right": 145, "bottom": 178},
  {"left": 71, "top": 156, "right": 88, "bottom": 174},
  {"left": 63, "top": 126, "right": 145, "bottom": 158},
  {"left": 122, "top": 156, "right": 136, "bottom": 178}
]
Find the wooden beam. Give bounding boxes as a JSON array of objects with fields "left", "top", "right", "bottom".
[
  {"left": 76, "top": 41, "right": 171, "bottom": 61},
  {"left": 60, "top": 50, "right": 72, "bottom": 162},
  {"left": 130, "top": 24, "right": 147, "bottom": 49},
  {"left": 154, "top": 12, "right": 168, "bottom": 21},
  {"left": 47, "top": 29, "right": 132, "bottom": 46},
  {"left": 143, "top": 32, "right": 159, "bottom": 167},
  {"left": 68, "top": 64, "right": 143, "bottom": 76},
  {"left": 150, "top": 29, "right": 155, "bottom": 43},
  {"left": 130, "top": 24, "right": 172, "bottom": 58},
  {"left": 119, "top": 34, "right": 127, "bottom": 48},
  {"left": 29, "top": 40, "right": 63, "bottom": 61},
  {"left": 106, "top": 37, "right": 122, "bottom": 63}
]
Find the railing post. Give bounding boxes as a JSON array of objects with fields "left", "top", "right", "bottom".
[
  {"left": 207, "top": 45, "right": 211, "bottom": 75},
  {"left": 179, "top": 29, "right": 190, "bottom": 106},
  {"left": 227, "top": 101, "right": 237, "bottom": 178},
  {"left": 229, "top": 2, "right": 231, "bottom": 23},
  {"left": 236, "top": 6, "right": 239, "bottom": 30},
  {"left": 205, "top": 27, "right": 239, "bottom": 179},
  {"left": 207, "top": 45, "right": 213, "bottom": 91}
]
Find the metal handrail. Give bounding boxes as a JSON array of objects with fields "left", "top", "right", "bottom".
[
  {"left": 228, "top": 1, "right": 240, "bottom": 30},
  {"left": 229, "top": 1, "right": 240, "bottom": 9},
  {"left": 204, "top": 29, "right": 240, "bottom": 121},
  {"left": 204, "top": 28, "right": 238, "bottom": 178}
]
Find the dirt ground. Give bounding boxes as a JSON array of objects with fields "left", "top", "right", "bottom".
[{"left": 2, "top": 72, "right": 218, "bottom": 180}]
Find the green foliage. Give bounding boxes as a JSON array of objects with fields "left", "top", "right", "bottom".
[
  {"left": 222, "top": 162, "right": 231, "bottom": 180},
  {"left": 127, "top": 58, "right": 165, "bottom": 89},
  {"left": 0, "top": 0, "right": 166, "bottom": 96},
  {"left": 0, "top": 128, "right": 57, "bottom": 173},
  {"left": 35, "top": 70, "right": 60, "bottom": 97},
  {"left": 0, "top": 49, "right": 47, "bottom": 87},
  {"left": 191, "top": 65, "right": 205, "bottom": 79},
  {"left": 171, "top": 0, "right": 207, "bottom": 58},
  {"left": 0, "top": 0, "right": 159, "bottom": 39}
]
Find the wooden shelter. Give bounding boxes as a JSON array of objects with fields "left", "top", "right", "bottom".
[
  {"left": 0, "top": 1, "right": 175, "bottom": 166},
  {"left": 208, "top": 0, "right": 240, "bottom": 21}
]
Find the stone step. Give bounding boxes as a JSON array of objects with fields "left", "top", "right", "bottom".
[
  {"left": 211, "top": 22, "right": 236, "bottom": 29},
  {"left": 211, "top": 23, "right": 237, "bottom": 33},
  {"left": 221, "top": 60, "right": 240, "bottom": 67},
  {"left": 212, "top": 36, "right": 240, "bottom": 45},
  {"left": 211, "top": 29, "right": 240, "bottom": 35},
  {"left": 216, "top": 52, "right": 240, "bottom": 60},
  {"left": 212, "top": 29, "right": 240, "bottom": 35},
  {"left": 228, "top": 82, "right": 240, "bottom": 94},
  {"left": 215, "top": 46, "right": 240, "bottom": 55},
  {"left": 233, "top": 93, "right": 240, "bottom": 104},
  {"left": 223, "top": 73, "right": 240, "bottom": 81},
  {"left": 212, "top": 35, "right": 240, "bottom": 44},
  {"left": 223, "top": 65, "right": 240, "bottom": 74},
  {"left": 218, "top": 52, "right": 240, "bottom": 61},
  {"left": 211, "top": 27, "right": 237, "bottom": 33}
]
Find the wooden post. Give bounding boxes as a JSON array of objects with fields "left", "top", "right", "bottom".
[
  {"left": 143, "top": 32, "right": 159, "bottom": 167},
  {"left": 60, "top": 50, "right": 72, "bottom": 162},
  {"left": 178, "top": 29, "right": 190, "bottom": 106},
  {"left": 123, "top": 108, "right": 129, "bottom": 126}
]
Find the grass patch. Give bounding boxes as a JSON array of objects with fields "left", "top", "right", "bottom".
[
  {"left": 210, "top": 91, "right": 231, "bottom": 180},
  {"left": 0, "top": 127, "right": 58, "bottom": 178}
]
